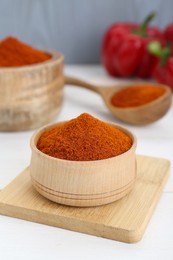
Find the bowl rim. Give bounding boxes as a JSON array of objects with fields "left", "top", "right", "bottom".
[
  {"left": 0, "top": 50, "right": 64, "bottom": 72},
  {"left": 30, "top": 119, "right": 137, "bottom": 164}
]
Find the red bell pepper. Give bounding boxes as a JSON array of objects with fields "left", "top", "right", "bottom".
[
  {"left": 164, "top": 23, "right": 173, "bottom": 43},
  {"left": 148, "top": 41, "right": 173, "bottom": 91},
  {"left": 102, "top": 12, "right": 164, "bottom": 78}
]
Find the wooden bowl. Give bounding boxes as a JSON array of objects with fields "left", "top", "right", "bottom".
[
  {"left": 30, "top": 121, "right": 137, "bottom": 207},
  {"left": 0, "top": 51, "right": 64, "bottom": 131}
]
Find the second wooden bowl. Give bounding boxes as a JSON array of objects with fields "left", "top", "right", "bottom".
[
  {"left": 30, "top": 122, "right": 137, "bottom": 207},
  {"left": 0, "top": 51, "right": 64, "bottom": 131}
]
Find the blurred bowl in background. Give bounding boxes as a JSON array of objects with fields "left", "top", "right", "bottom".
[{"left": 0, "top": 51, "right": 64, "bottom": 131}]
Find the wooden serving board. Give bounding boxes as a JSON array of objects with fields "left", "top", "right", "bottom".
[{"left": 0, "top": 155, "right": 170, "bottom": 243}]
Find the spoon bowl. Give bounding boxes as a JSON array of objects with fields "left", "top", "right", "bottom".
[{"left": 65, "top": 76, "right": 172, "bottom": 125}]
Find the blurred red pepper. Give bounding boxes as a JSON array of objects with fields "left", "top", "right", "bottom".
[
  {"left": 164, "top": 23, "right": 173, "bottom": 43},
  {"left": 102, "top": 12, "right": 164, "bottom": 78},
  {"left": 148, "top": 41, "right": 173, "bottom": 91}
]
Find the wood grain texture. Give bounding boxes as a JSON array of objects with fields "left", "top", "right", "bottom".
[
  {"left": 30, "top": 122, "right": 137, "bottom": 207},
  {"left": 65, "top": 77, "right": 172, "bottom": 125},
  {"left": 0, "top": 155, "right": 170, "bottom": 243},
  {"left": 0, "top": 51, "right": 64, "bottom": 131}
]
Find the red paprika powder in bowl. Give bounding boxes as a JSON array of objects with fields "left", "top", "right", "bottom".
[
  {"left": 30, "top": 113, "right": 137, "bottom": 207},
  {"left": 0, "top": 37, "right": 51, "bottom": 67},
  {"left": 0, "top": 36, "right": 64, "bottom": 131}
]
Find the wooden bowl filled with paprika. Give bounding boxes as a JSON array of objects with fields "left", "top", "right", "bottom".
[
  {"left": 0, "top": 37, "right": 64, "bottom": 131},
  {"left": 30, "top": 113, "right": 137, "bottom": 207}
]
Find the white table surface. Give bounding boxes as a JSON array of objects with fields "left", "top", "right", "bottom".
[{"left": 0, "top": 65, "right": 173, "bottom": 260}]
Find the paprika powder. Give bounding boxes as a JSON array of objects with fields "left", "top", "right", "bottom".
[
  {"left": 111, "top": 85, "right": 165, "bottom": 108},
  {"left": 0, "top": 36, "right": 51, "bottom": 67},
  {"left": 37, "top": 113, "right": 132, "bottom": 161}
]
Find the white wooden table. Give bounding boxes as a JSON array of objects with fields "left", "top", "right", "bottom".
[{"left": 0, "top": 66, "right": 173, "bottom": 260}]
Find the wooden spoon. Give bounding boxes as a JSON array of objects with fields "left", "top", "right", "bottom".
[{"left": 65, "top": 76, "right": 172, "bottom": 125}]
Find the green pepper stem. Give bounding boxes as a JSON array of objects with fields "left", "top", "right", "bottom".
[
  {"left": 147, "top": 41, "right": 171, "bottom": 67},
  {"left": 147, "top": 41, "right": 162, "bottom": 57},
  {"left": 134, "top": 11, "right": 157, "bottom": 37}
]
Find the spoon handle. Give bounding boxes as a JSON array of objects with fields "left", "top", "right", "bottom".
[{"left": 65, "top": 76, "right": 101, "bottom": 94}]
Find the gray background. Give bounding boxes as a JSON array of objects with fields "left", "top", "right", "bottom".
[{"left": 0, "top": 0, "right": 173, "bottom": 63}]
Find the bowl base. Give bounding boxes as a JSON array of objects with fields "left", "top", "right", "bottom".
[{"left": 31, "top": 176, "right": 136, "bottom": 207}]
